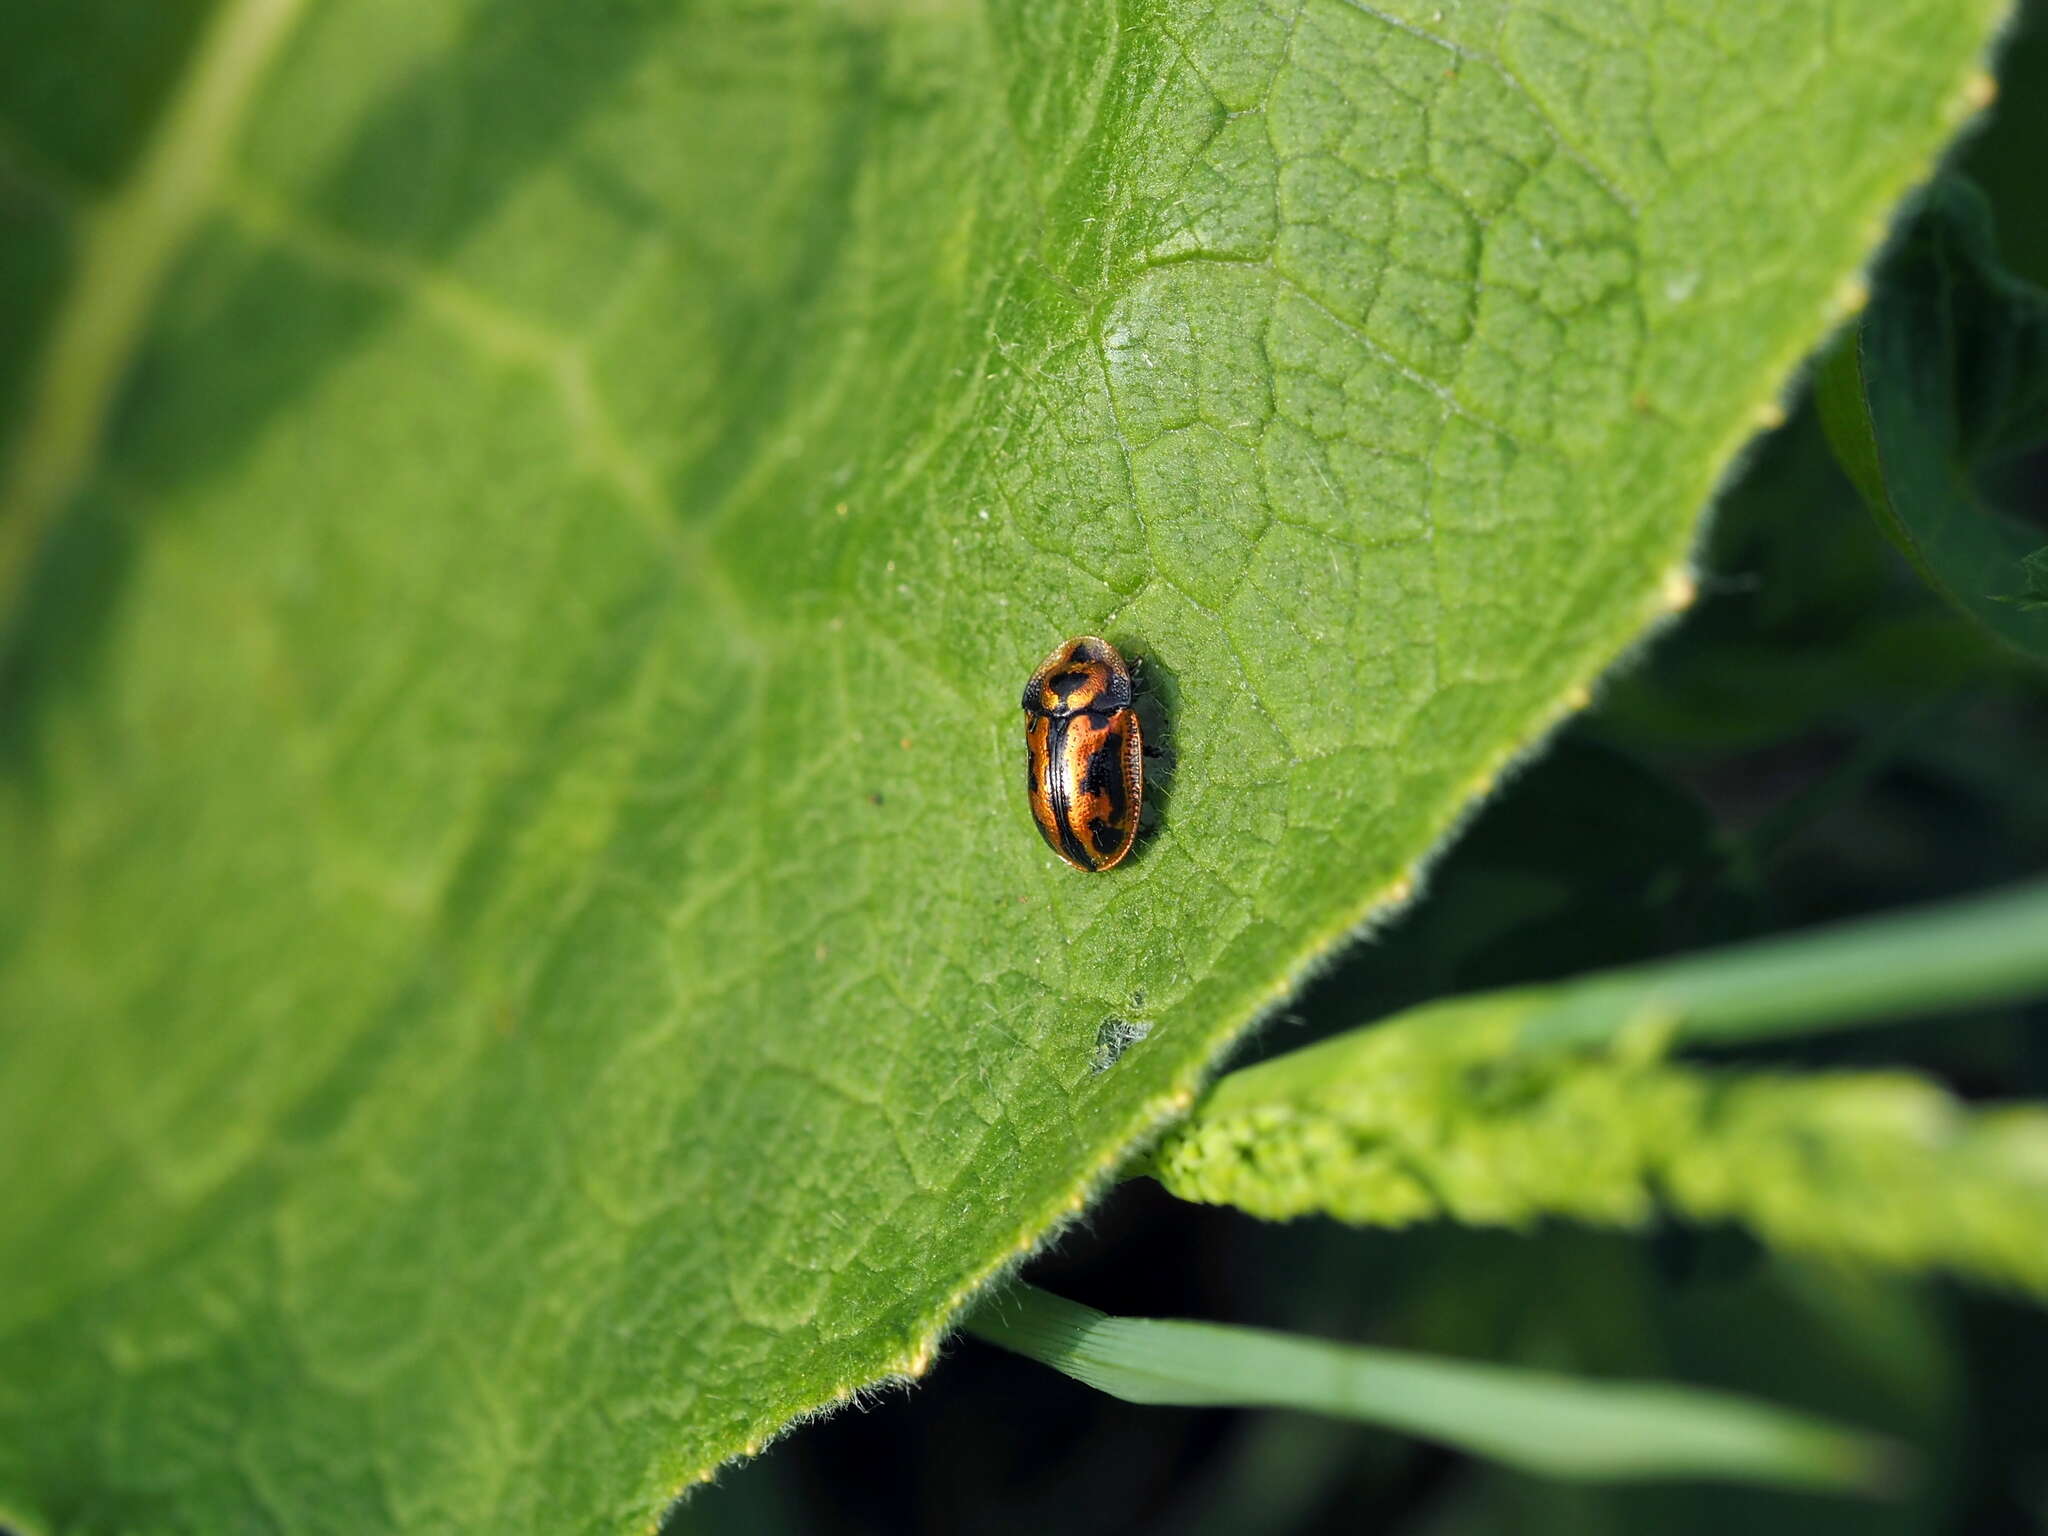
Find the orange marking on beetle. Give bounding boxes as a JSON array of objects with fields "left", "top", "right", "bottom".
[{"left": 1021, "top": 635, "right": 1143, "bottom": 871}]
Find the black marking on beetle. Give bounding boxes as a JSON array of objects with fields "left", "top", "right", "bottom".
[
  {"left": 1047, "top": 668, "right": 1095, "bottom": 707},
  {"left": 1079, "top": 727, "right": 1122, "bottom": 788},
  {"left": 1044, "top": 716, "right": 1099, "bottom": 868},
  {"left": 1079, "top": 729, "right": 1128, "bottom": 822},
  {"left": 1057, "top": 814, "right": 1097, "bottom": 867}
]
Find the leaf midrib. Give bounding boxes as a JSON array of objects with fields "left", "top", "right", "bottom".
[{"left": 0, "top": 0, "right": 309, "bottom": 624}]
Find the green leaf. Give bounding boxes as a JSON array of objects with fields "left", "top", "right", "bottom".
[
  {"left": 1992, "top": 543, "right": 2048, "bottom": 611},
  {"left": 1816, "top": 176, "right": 2048, "bottom": 660},
  {"left": 0, "top": 0, "right": 2009, "bottom": 1529},
  {"left": 967, "top": 1285, "right": 1895, "bottom": 1493},
  {"left": 1151, "top": 880, "right": 2048, "bottom": 1296}
]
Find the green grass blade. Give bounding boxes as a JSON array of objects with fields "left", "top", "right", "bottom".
[
  {"left": 1521, "top": 874, "right": 2048, "bottom": 1050},
  {"left": 967, "top": 1285, "right": 1893, "bottom": 1493}
]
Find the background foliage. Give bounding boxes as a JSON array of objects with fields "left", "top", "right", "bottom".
[{"left": 0, "top": 0, "right": 2038, "bottom": 1532}]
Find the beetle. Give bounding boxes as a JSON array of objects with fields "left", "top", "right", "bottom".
[{"left": 1021, "top": 635, "right": 1144, "bottom": 871}]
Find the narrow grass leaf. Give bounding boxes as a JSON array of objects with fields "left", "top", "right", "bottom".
[
  {"left": 1521, "top": 874, "right": 2048, "bottom": 1050},
  {"left": 968, "top": 1285, "right": 1892, "bottom": 1492}
]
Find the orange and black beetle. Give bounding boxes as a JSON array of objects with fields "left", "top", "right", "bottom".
[{"left": 1022, "top": 635, "right": 1143, "bottom": 871}]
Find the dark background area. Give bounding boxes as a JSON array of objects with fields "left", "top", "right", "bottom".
[{"left": 675, "top": 6, "right": 2048, "bottom": 1532}]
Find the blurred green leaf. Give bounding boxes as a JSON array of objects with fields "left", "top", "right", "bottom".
[
  {"left": 1152, "top": 881, "right": 2048, "bottom": 1295},
  {"left": 1992, "top": 544, "right": 2048, "bottom": 610},
  {"left": 1817, "top": 177, "right": 2048, "bottom": 659},
  {"left": 1590, "top": 402, "right": 2018, "bottom": 755},
  {"left": 968, "top": 1285, "right": 1894, "bottom": 1492},
  {"left": 0, "top": 0, "right": 2012, "bottom": 1529}
]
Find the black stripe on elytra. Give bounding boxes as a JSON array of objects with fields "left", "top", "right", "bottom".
[
  {"left": 1078, "top": 715, "right": 1129, "bottom": 823},
  {"left": 1045, "top": 716, "right": 1099, "bottom": 868}
]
